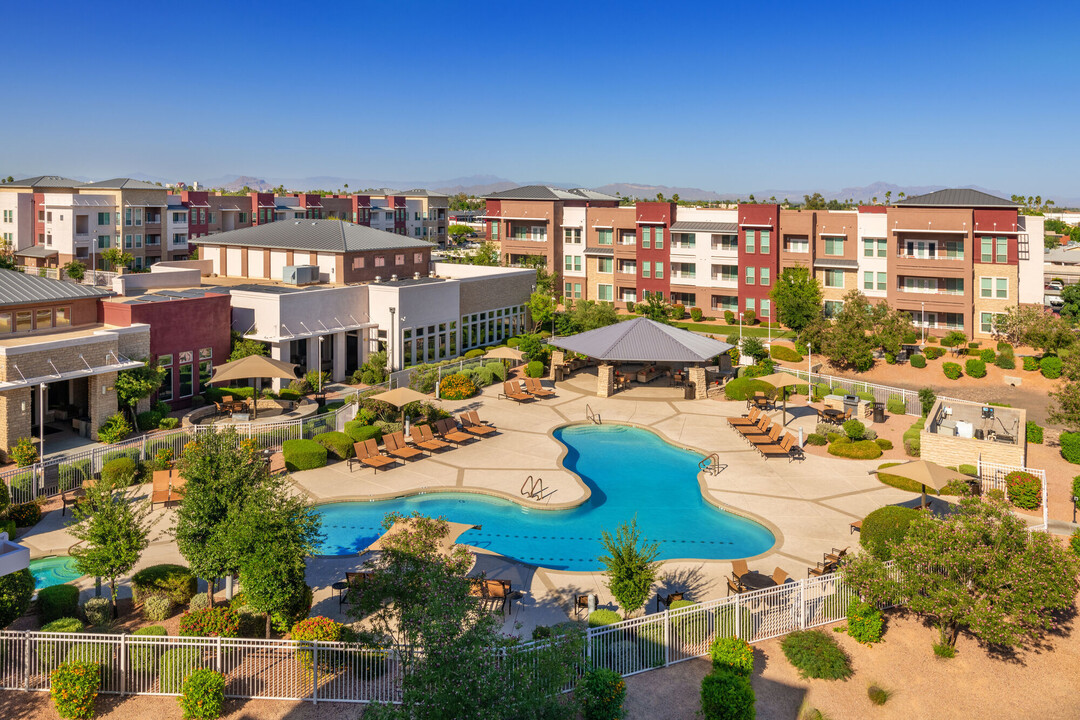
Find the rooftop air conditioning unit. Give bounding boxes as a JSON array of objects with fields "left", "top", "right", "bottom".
[{"left": 282, "top": 264, "right": 320, "bottom": 286}]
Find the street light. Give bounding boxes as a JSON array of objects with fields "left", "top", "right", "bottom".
[
  {"left": 921, "top": 301, "right": 926, "bottom": 344},
  {"left": 388, "top": 307, "right": 396, "bottom": 373}
]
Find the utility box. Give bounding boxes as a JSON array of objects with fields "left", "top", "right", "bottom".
[{"left": 282, "top": 265, "right": 319, "bottom": 285}]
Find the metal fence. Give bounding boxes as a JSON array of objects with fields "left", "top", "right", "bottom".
[
  {"left": 14, "top": 266, "right": 116, "bottom": 287},
  {"left": 776, "top": 367, "right": 924, "bottom": 416},
  {"left": 976, "top": 458, "right": 1049, "bottom": 530}
]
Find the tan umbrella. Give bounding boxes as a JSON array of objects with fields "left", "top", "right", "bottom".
[
  {"left": 364, "top": 518, "right": 479, "bottom": 555},
  {"left": 209, "top": 355, "right": 299, "bottom": 419},
  {"left": 873, "top": 459, "right": 968, "bottom": 510},
  {"left": 484, "top": 346, "right": 525, "bottom": 362},
  {"left": 368, "top": 386, "right": 433, "bottom": 426},
  {"left": 754, "top": 371, "right": 805, "bottom": 425}
]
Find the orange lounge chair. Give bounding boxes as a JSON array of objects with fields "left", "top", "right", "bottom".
[
  {"left": 466, "top": 411, "right": 496, "bottom": 432},
  {"left": 151, "top": 470, "right": 172, "bottom": 509},
  {"left": 169, "top": 471, "right": 186, "bottom": 502},
  {"left": 460, "top": 414, "right": 496, "bottom": 436},
  {"left": 524, "top": 377, "right": 555, "bottom": 398},
  {"left": 499, "top": 380, "right": 534, "bottom": 402},
  {"left": 436, "top": 418, "right": 474, "bottom": 444},
  {"left": 384, "top": 432, "right": 423, "bottom": 461},
  {"left": 349, "top": 440, "right": 397, "bottom": 473},
  {"left": 410, "top": 425, "right": 448, "bottom": 453},
  {"left": 418, "top": 424, "right": 452, "bottom": 450},
  {"left": 728, "top": 407, "right": 761, "bottom": 428}
]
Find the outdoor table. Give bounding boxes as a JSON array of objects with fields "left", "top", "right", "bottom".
[
  {"left": 738, "top": 573, "right": 778, "bottom": 592},
  {"left": 823, "top": 408, "right": 844, "bottom": 423},
  {"left": 333, "top": 581, "right": 350, "bottom": 608},
  {"left": 752, "top": 396, "right": 770, "bottom": 410}
]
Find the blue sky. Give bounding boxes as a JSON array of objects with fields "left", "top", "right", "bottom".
[{"left": 3, "top": 1, "right": 1079, "bottom": 198}]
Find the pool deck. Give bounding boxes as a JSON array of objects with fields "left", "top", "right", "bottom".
[{"left": 14, "top": 374, "right": 918, "bottom": 638}]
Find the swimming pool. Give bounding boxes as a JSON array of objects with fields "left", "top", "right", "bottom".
[
  {"left": 29, "top": 556, "right": 84, "bottom": 589},
  {"left": 316, "top": 424, "right": 775, "bottom": 570}
]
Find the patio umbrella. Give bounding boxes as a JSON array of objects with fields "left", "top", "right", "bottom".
[
  {"left": 368, "top": 386, "right": 433, "bottom": 427},
  {"left": 484, "top": 346, "right": 525, "bottom": 362},
  {"left": 871, "top": 459, "right": 968, "bottom": 510},
  {"left": 208, "top": 355, "right": 300, "bottom": 419},
  {"left": 364, "top": 518, "right": 480, "bottom": 556},
  {"left": 754, "top": 371, "right": 805, "bottom": 425}
]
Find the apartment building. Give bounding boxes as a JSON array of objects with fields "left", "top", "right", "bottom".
[{"left": 485, "top": 187, "right": 1045, "bottom": 340}]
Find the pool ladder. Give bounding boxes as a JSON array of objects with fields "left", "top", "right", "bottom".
[
  {"left": 521, "top": 475, "right": 544, "bottom": 499},
  {"left": 699, "top": 453, "right": 724, "bottom": 476},
  {"left": 585, "top": 404, "right": 602, "bottom": 425}
]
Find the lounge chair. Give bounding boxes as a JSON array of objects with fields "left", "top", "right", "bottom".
[
  {"left": 524, "top": 377, "right": 555, "bottom": 398},
  {"left": 349, "top": 440, "right": 397, "bottom": 473},
  {"left": 341, "top": 571, "right": 373, "bottom": 608},
  {"left": 574, "top": 594, "right": 590, "bottom": 617},
  {"left": 656, "top": 591, "right": 684, "bottom": 612},
  {"left": 849, "top": 520, "right": 862, "bottom": 535},
  {"left": 384, "top": 432, "right": 423, "bottom": 461},
  {"left": 728, "top": 407, "right": 761, "bottom": 428},
  {"left": 151, "top": 470, "right": 172, "bottom": 509},
  {"left": 782, "top": 434, "right": 805, "bottom": 462},
  {"left": 466, "top": 410, "right": 497, "bottom": 432},
  {"left": 436, "top": 418, "right": 474, "bottom": 445},
  {"left": 824, "top": 547, "right": 849, "bottom": 565},
  {"left": 410, "top": 426, "right": 448, "bottom": 453},
  {"left": 169, "top": 473, "right": 186, "bottom": 501},
  {"left": 749, "top": 425, "right": 784, "bottom": 456},
  {"left": 731, "top": 559, "right": 750, "bottom": 581},
  {"left": 485, "top": 579, "right": 512, "bottom": 615},
  {"left": 771, "top": 568, "right": 789, "bottom": 585},
  {"left": 418, "top": 424, "right": 452, "bottom": 450},
  {"left": 499, "top": 380, "right": 534, "bottom": 402},
  {"left": 808, "top": 561, "right": 835, "bottom": 578},
  {"left": 459, "top": 414, "right": 496, "bottom": 436}
]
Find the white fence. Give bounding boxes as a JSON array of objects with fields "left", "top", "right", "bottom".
[
  {"left": 14, "top": 266, "right": 116, "bottom": 287},
  {"left": 976, "top": 458, "right": 1049, "bottom": 530},
  {"left": 777, "top": 367, "right": 924, "bottom": 416}
]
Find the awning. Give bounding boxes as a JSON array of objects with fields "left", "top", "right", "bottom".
[
  {"left": 0, "top": 353, "right": 143, "bottom": 392},
  {"left": 812, "top": 258, "right": 858, "bottom": 269},
  {"left": 246, "top": 319, "right": 377, "bottom": 343},
  {"left": 16, "top": 246, "right": 58, "bottom": 258},
  {"left": 670, "top": 220, "right": 738, "bottom": 233},
  {"left": 584, "top": 246, "right": 614, "bottom": 256}
]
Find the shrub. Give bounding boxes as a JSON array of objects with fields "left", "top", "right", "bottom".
[
  {"left": 941, "top": 362, "right": 962, "bottom": 380},
  {"left": 97, "top": 412, "right": 132, "bottom": 444},
  {"left": 463, "top": 348, "right": 486, "bottom": 359},
  {"left": 160, "top": 646, "right": 202, "bottom": 693},
  {"left": 180, "top": 667, "right": 225, "bottom": 719},
  {"left": 742, "top": 309, "right": 756, "bottom": 325},
  {"left": 525, "top": 360, "right": 545, "bottom": 378},
  {"left": 136, "top": 410, "right": 163, "bottom": 431},
  {"left": 828, "top": 440, "right": 882, "bottom": 460},
  {"left": 933, "top": 642, "right": 957, "bottom": 659},
  {"left": 484, "top": 361, "right": 508, "bottom": 383},
  {"left": 143, "top": 595, "right": 174, "bottom": 622},
  {"left": 690, "top": 308, "right": 703, "bottom": 322},
  {"left": 884, "top": 352, "right": 896, "bottom": 364},
  {"left": 965, "top": 358, "right": 987, "bottom": 378},
  {"left": 875, "top": 438, "right": 893, "bottom": 451},
  {"left": 576, "top": 667, "right": 626, "bottom": 720},
  {"left": 51, "top": 661, "right": 100, "bottom": 719},
  {"left": 1005, "top": 471, "right": 1042, "bottom": 509},
  {"left": 1022, "top": 356, "right": 1039, "bottom": 372},
  {"left": 587, "top": 609, "right": 622, "bottom": 628},
  {"left": 826, "top": 432, "right": 843, "bottom": 444},
  {"left": 924, "top": 346, "right": 945, "bottom": 360},
  {"left": 907, "top": 353, "right": 926, "bottom": 369},
  {"left": 1026, "top": 421, "right": 1044, "bottom": 445},
  {"left": 843, "top": 598, "right": 884, "bottom": 644},
  {"left": 343, "top": 421, "right": 382, "bottom": 444},
  {"left": 868, "top": 685, "right": 890, "bottom": 706},
  {"left": 670, "top": 303, "right": 686, "bottom": 320},
  {"left": 130, "top": 625, "right": 167, "bottom": 674},
  {"left": 1041, "top": 355, "right": 1063, "bottom": 379},
  {"left": 883, "top": 396, "right": 904, "bottom": 416},
  {"left": 132, "top": 564, "right": 198, "bottom": 606},
  {"left": 9, "top": 502, "right": 42, "bottom": 528},
  {"left": 9, "top": 436, "right": 38, "bottom": 467},
  {"left": 842, "top": 419, "right": 866, "bottom": 441},
  {"left": 769, "top": 345, "right": 803, "bottom": 363},
  {"left": 42, "top": 616, "right": 85, "bottom": 633},
  {"left": 233, "top": 605, "right": 266, "bottom": 638},
  {"left": 709, "top": 636, "right": 754, "bottom": 678},
  {"left": 723, "top": 378, "right": 774, "bottom": 402},
  {"left": 188, "top": 593, "right": 210, "bottom": 612},
  {"left": 439, "top": 373, "right": 477, "bottom": 400},
  {"left": 979, "top": 348, "right": 995, "bottom": 363},
  {"left": 926, "top": 335, "right": 938, "bottom": 343},
  {"left": 806, "top": 433, "right": 827, "bottom": 446},
  {"left": 993, "top": 351, "right": 1015, "bottom": 369},
  {"left": 1071, "top": 528, "right": 1080, "bottom": 558},
  {"left": 724, "top": 310, "right": 736, "bottom": 324},
  {"left": 940, "top": 330, "right": 967, "bottom": 348},
  {"left": 179, "top": 607, "right": 240, "bottom": 638},
  {"left": 39, "top": 584, "right": 81, "bottom": 623},
  {"left": 1061, "top": 432, "right": 1080, "bottom": 464},
  {"left": 312, "top": 431, "right": 353, "bottom": 461},
  {"left": 281, "top": 439, "right": 327, "bottom": 471},
  {"left": 39, "top": 618, "right": 85, "bottom": 672},
  {"left": 0, "top": 568, "right": 33, "bottom": 628},
  {"left": 780, "top": 629, "right": 852, "bottom": 680},
  {"left": 860, "top": 504, "right": 921, "bottom": 560},
  {"left": 81, "top": 597, "right": 111, "bottom": 628},
  {"left": 700, "top": 666, "right": 755, "bottom": 720},
  {"left": 101, "top": 456, "right": 138, "bottom": 486}
]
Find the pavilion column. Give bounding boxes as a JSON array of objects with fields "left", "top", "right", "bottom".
[
  {"left": 597, "top": 363, "right": 614, "bottom": 398},
  {"left": 549, "top": 350, "right": 565, "bottom": 381},
  {"left": 270, "top": 343, "right": 289, "bottom": 392},
  {"left": 689, "top": 365, "right": 708, "bottom": 400}
]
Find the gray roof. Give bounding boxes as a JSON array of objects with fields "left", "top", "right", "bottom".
[
  {"left": 895, "top": 189, "right": 1018, "bottom": 208},
  {"left": 583, "top": 246, "right": 614, "bottom": 256},
  {"left": 1045, "top": 243, "right": 1080, "bottom": 264},
  {"left": 15, "top": 245, "right": 59, "bottom": 258},
  {"left": 812, "top": 258, "right": 858, "bottom": 269},
  {"left": 484, "top": 185, "right": 619, "bottom": 202},
  {"left": 670, "top": 220, "right": 738, "bottom": 233},
  {"left": 548, "top": 317, "right": 734, "bottom": 363},
  {"left": 7, "top": 175, "right": 86, "bottom": 189},
  {"left": 82, "top": 178, "right": 164, "bottom": 190},
  {"left": 0, "top": 269, "right": 113, "bottom": 307},
  {"left": 190, "top": 219, "right": 434, "bottom": 253},
  {"left": 398, "top": 188, "right": 449, "bottom": 198}
]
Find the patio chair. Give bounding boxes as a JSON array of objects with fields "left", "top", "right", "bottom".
[
  {"left": 656, "top": 591, "right": 684, "bottom": 612},
  {"left": 731, "top": 559, "right": 750, "bottom": 581},
  {"left": 341, "top": 571, "right": 373, "bottom": 608},
  {"left": 410, "top": 426, "right": 447, "bottom": 453},
  {"left": 459, "top": 414, "right": 496, "bottom": 436},
  {"left": 61, "top": 486, "right": 87, "bottom": 516},
  {"left": 574, "top": 594, "right": 590, "bottom": 617},
  {"left": 808, "top": 561, "right": 835, "bottom": 578},
  {"left": 771, "top": 568, "right": 789, "bottom": 586},
  {"left": 384, "top": 432, "right": 423, "bottom": 462},
  {"left": 466, "top": 410, "right": 496, "bottom": 432},
  {"left": 499, "top": 380, "right": 535, "bottom": 402},
  {"left": 169, "top": 472, "right": 186, "bottom": 501},
  {"left": 485, "top": 579, "right": 512, "bottom": 615},
  {"left": 727, "top": 407, "right": 760, "bottom": 428},
  {"left": 418, "top": 424, "right": 453, "bottom": 449},
  {"left": 824, "top": 547, "right": 849, "bottom": 565},
  {"left": 349, "top": 440, "right": 397, "bottom": 473},
  {"left": 849, "top": 520, "right": 862, "bottom": 535},
  {"left": 726, "top": 576, "right": 744, "bottom": 596},
  {"left": 151, "top": 470, "right": 172, "bottom": 509},
  {"left": 435, "top": 418, "right": 474, "bottom": 444},
  {"left": 524, "top": 377, "right": 556, "bottom": 398},
  {"left": 468, "top": 578, "right": 487, "bottom": 598}
]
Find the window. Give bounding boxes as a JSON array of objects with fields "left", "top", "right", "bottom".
[
  {"left": 877, "top": 272, "right": 887, "bottom": 291},
  {"left": 198, "top": 350, "right": 212, "bottom": 391},
  {"left": 619, "top": 230, "right": 636, "bottom": 246},
  {"left": 573, "top": 283, "right": 582, "bottom": 299},
  {"left": 673, "top": 232, "right": 695, "bottom": 249},
  {"left": 414, "top": 227, "right": 421, "bottom": 236},
  {"left": 824, "top": 300, "right": 843, "bottom": 318},
  {"left": 564, "top": 255, "right": 582, "bottom": 272},
  {"left": 786, "top": 236, "right": 809, "bottom": 253},
  {"left": 759, "top": 229, "right": 770, "bottom": 254},
  {"left": 980, "top": 277, "right": 1007, "bottom": 298},
  {"left": 745, "top": 297, "right": 755, "bottom": 311},
  {"left": 944, "top": 241, "right": 964, "bottom": 260},
  {"left": 2, "top": 210, "right": 12, "bottom": 223},
  {"left": 863, "top": 238, "right": 875, "bottom": 257},
  {"left": 564, "top": 228, "right": 581, "bottom": 244},
  {"left": 618, "top": 259, "right": 636, "bottom": 274},
  {"left": 864, "top": 271, "right": 874, "bottom": 290},
  {"left": 135, "top": 234, "right": 143, "bottom": 248},
  {"left": 374, "top": 256, "right": 385, "bottom": 267},
  {"left": 641, "top": 228, "right": 650, "bottom": 249},
  {"left": 35, "top": 309, "right": 52, "bottom": 329},
  {"left": 996, "top": 237, "right": 1008, "bottom": 263},
  {"left": 654, "top": 262, "right": 664, "bottom": 279},
  {"left": 980, "top": 312, "right": 1003, "bottom": 334},
  {"left": 597, "top": 284, "right": 613, "bottom": 301},
  {"left": 745, "top": 266, "right": 755, "bottom": 285},
  {"left": 824, "top": 236, "right": 844, "bottom": 256},
  {"left": 760, "top": 298, "right": 771, "bottom": 318},
  {"left": 715, "top": 265, "right": 738, "bottom": 282},
  {"left": 712, "top": 295, "right": 738, "bottom": 312},
  {"left": 96, "top": 212, "right": 109, "bottom": 225},
  {"left": 414, "top": 252, "right": 423, "bottom": 263},
  {"left": 824, "top": 269, "right": 844, "bottom": 288},
  {"left": 134, "top": 208, "right": 143, "bottom": 226},
  {"left": 996, "top": 277, "right": 1008, "bottom": 298},
  {"left": 641, "top": 261, "right": 651, "bottom": 278},
  {"left": 395, "top": 254, "right": 405, "bottom": 265},
  {"left": 158, "top": 355, "right": 173, "bottom": 402},
  {"left": 55, "top": 307, "right": 70, "bottom": 326},
  {"left": 980, "top": 237, "right": 993, "bottom": 263},
  {"left": 125, "top": 235, "right": 132, "bottom": 249},
  {"left": 745, "top": 229, "right": 755, "bottom": 253},
  {"left": 0, "top": 313, "right": 9, "bottom": 333},
  {"left": 598, "top": 257, "right": 613, "bottom": 273},
  {"left": 942, "top": 278, "right": 964, "bottom": 294},
  {"left": 238, "top": 212, "right": 248, "bottom": 223},
  {"left": 654, "top": 227, "right": 664, "bottom": 250},
  {"left": 760, "top": 267, "right": 770, "bottom": 286},
  {"left": 904, "top": 277, "right": 937, "bottom": 293},
  {"left": 98, "top": 235, "right": 110, "bottom": 249},
  {"left": 564, "top": 282, "right": 573, "bottom": 298},
  {"left": 15, "top": 311, "right": 32, "bottom": 332},
  {"left": 713, "top": 234, "right": 738, "bottom": 251},
  {"left": 490, "top": 222, "right": 499, "bottom": 240}
]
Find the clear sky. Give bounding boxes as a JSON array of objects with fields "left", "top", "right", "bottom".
[{"left": 3, "top": 0, "right": 1078, "bottom": 198}]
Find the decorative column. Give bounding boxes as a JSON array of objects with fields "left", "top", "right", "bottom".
[
  {"left": 688, "top": 365, "right": 708, "bottom": 400},
  {"left": 549, "top": 350, "right": 565, "bottom": 381},
  {"left": 270, "top": 343, "right": 290, "bottom": 392},
  {"left": 0, "top": 388, "right": 32, "bottom": 455},
  {"left": 332, "top": 331, "right": 347, "bottom": 383},
  {"left": 87, "top": 373, "right": 118, "bottom": 441},
  {"left": 597, "top": 363, "right": 614, "bottom": 398}
]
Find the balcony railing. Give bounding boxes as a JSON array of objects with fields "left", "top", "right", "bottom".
[{"left": 896, "top": 252, "right": 964, "bottom": 261}]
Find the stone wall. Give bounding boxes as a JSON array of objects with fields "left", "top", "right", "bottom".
[{"left": 920, "top": 430, "right": 1026, "bottom": 468}]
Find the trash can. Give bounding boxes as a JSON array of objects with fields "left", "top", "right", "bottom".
[{"left": 873, "top": 401, "right": 885, "bottom": 423}]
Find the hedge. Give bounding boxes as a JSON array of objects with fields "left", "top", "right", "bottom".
[
  {"left": 313, "top": 431, "right": 354, "bottom": 460},
  {"left": 101, "top": 456, "right": 138, "bottom": 486},
  {"left": 281, "top": 439, "right": 328, "bottom": 471},
  {"left": 701, "top": 666, "right": 755, "bottom": 720},
  {"left": 965, "top": 358, "right": 987, "bottom": 378},
  {"left": 724, "top": 378, "right": 774, "bottom": 402},
  {"left": 886, "top": 396, "right": 906, "bottom": 415},
  {"left": 1041, "top": 356, "right": 1063, "bottom": 379},
  {"left": 806, "top": 433, "right": 827, "bottom": 446},
  {"left": 979, "top": 348, "right": 996, "bottom": 363},
  {"left": 525, "top": 360, "right": 545, "bottom": 378},
  {"left": 463, "top": 349, "right": 486, "bottom": 359},
  {"left": 924, "top": 346, "right": 945, "bottom": 360},
  {"left": 132, "top": 564, "right": 198, "bottom": 606},
  {"left": 910, "top": 354, "right": 926, "bottom": 368},
  {"left": 587, "top": 609, "right": 622, "bottom": 628},
  {"left": 780, "top": 630, "right": 852, "bottom": 680},
  {"left": 1022, "top": 356, "right": 1039, "bottom": 372},
  {"left": 769, "top": 345, "right": 803, "bottom": 363},
  {"left": 136, "top": 410, "right": 163, "bottom": 431},
  {"left": 160, "top": 646, "right": 202, "bottom": 693},
  {"left": 39, "top": 584, "right": 81, "bottom": 623},
  {"left": 875, "top": 438, "right": 893, "bottom": 451},
  {"left": 860, "top": 505, "right": 922, "bottom": 560},
  {"left": 9, "top": 502, "right": 42, "bottom": 528},
  {"left": 942, "top": 362, "right": 962, "bottom": 380},
  {"left": 1062, "top": 432, "right": 1080, "bottom": 464},
  {"left": 903, "top": 418, "right": 924, "bottom": 457},
  {"left": 343, "top": 421, "right": 382, "bottom": 444},
  {"left": 1005, "top": 471, "right": 1042, "bottom": 509},
  {"left": 1026, "top": 421, "right": 1044, "bottom": 445},
  {"left": 827, "top": 440, "right": 882, "bottom": 460}
]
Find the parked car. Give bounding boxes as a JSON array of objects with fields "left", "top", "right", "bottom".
[{"left": 1047, "top": 280, "right": 1064, "bottom": 291}]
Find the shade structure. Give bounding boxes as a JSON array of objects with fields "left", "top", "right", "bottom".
[
  {"left": 548, "top": 317, "right": 733, "bottom": 363},
  {"left": 875, "top": 459, "right": 969, "bottom": 510},
  {"left": 364, "top": 518, "right": 479, "bottom": 556},
  {"left": 368, "top": 386, "right": 433, "bottom": 426},
  {"left": 755, "top": 371, "right": 806, "bottom": 425},
  {"left": 208, "top": 354, "right": 300, "bottom": 419},
  {"left": 485, "top": 346, "right": 525, "bottom": 362}
]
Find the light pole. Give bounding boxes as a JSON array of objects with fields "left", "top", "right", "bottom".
[
  {"left": 921, "top": 301, "right": 926, "bottom": 344},
  {"left": 388, "top": 307, "right": 396, "bottom": 376}
]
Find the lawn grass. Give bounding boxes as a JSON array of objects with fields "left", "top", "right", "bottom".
[{"left": 674, "top": 322, "right": 795, "bottom": 339}]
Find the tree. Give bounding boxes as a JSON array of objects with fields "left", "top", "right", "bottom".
[
  {"left": 447, "top": 224, "right": 473, "bottom": 241},
  {"left": 1060, "top": 284, "right": 1080, "bottom": 321},
  {"left": 993, "top": 305, "right": 1073, "bottom": 354},
  {"left": 115, "top": 358, "right": 166, "bottom": 424},
  {"left": 466, "top": 242, "right": 500, "bottom": 266},
  {"left": 69, "top": 471, "right": 154, "bottom": 618},
  {"left": 843, "top": 497, "right": 1079, "bottom": 649},
  {"left": 0, "top": 237, "right": 15, "bottom": 270},
  {"left": 599, "top": 517, "right": 661, "bottom": 618},
  {"left": 564, "top": 299, "right": 618, "bottom": 333},
  {"left": 639, "top": 293, "right": 671, "bottom": 323},
  {"left": 228, "top": 331, "right": 269, "bottom": 361},
  {"left": 803, "top": 192, "right": 827, "bottom": 210},
  {"left": 354, "top": 349, "right": 388, "bottom": 385},
  {"left": 101, "top": 247, "right": 133, "bottom": 271},
  {"left": 821, "top": 290, "right": 876, "bottom": 370},
  {"left": 175, "top": 428, "right": 270, "bottom": 605},
  {"left": 527, "top": 292, "right": 557, "bottom": 333},
  {"left": 770, "top": 266, "right": 823, "bottom": 334},
  {"left": 1048, "top": 353, "right": 1080, "bottom": 430},
  {"left": 62, "top": 260, "right": 86, "bottom": 281},
  {"left": 741, "top": 335, "right": 767, "bottom": 362},
  {"left": 0, "top": 569, "right": 34, "bottom": 629},
  {"left": 869, "top": 302, "right": 914, "bottom": 354}
]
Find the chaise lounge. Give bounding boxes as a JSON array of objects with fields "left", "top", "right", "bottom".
[
  {"left": 499, "top": 380, "right": 535, "bottom": 402},
  {"left": 349, "top": 439, "right": 397, "bottom": 473}
]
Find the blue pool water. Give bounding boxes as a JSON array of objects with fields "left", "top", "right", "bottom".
[
  {"left": 315, "top": 424, "right": 775, "bottom": 570},
  {"left": 29, "top": 556, "right": 84, "bottom": 589}
]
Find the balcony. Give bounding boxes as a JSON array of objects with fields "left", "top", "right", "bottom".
[{"left": 711, "top": 275, "right": 738, "bottom": 288}]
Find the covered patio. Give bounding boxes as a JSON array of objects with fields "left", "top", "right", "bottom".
[{"left": 547, "top": 317, "right": 734, "bottom": 399}]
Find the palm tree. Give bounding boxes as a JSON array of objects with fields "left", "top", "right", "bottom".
[
  {"left": 1035, "top": 195, "right": 1042, "bottom": 208},
  {"left": 899, "top": 192, "right": 906, "bottom": 201}
]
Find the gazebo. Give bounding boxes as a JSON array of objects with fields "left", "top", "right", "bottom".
[{"left": 548, "top": 317, "right": 733, "bottom": 398}]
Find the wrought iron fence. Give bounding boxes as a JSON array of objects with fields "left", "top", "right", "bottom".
[{"left": 776, "top": 367, "right": 924, "bottom": 415}]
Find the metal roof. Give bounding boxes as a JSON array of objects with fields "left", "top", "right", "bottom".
[
  {"left": 548, "top": 317, "right": 734, "bottom": 363},
  {"left": 0, "top": 269, "right": 113, "bottom": 306},
  {"left": 583, "top": 246, "right": 614, "bottom": 256},
  {"left": 812, "top": 258, "right": 859, "bottom": 269},
  {"left": 190, "top": 219, "right": 434, "bottom": 253},
  {"left": 82, "top": 178, "right": 165, "bottom": 190},
  {"left": 670, "top": 220, "right": 738, "bottom": 233},
  {"left": 15, "top": 246, "right": 59, "bottom": 258},
  {"left": 484, "top": 185, "right": 620, "bottom": 202},
  {"left": 398, "top": 188, "right": 449, "bottom": 198},
  {"left": 6, "top": 175, "right": 86, "bottom": 189},
  {"left": 895, "top": 189, "right": 1019, "bottom": 208}
]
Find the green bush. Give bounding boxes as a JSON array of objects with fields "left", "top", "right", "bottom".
[
  {"left": 9, "top": 502, "right": 41, "bottom": 528},
  {"left": 1041, "top": 356, "right": 1063, "bottom": 379},
  {"left": 723, "top": 378, "right": 774, "bottom": 402},
  {"left": 826, "top": 432, "right": 843, "bottom": 444},
  {"left": 1026, "top": 421, "right": 1044, "bottom": 444},
  {"left": 875, "top": 438, "right": 893, "bottom": 451},
  {"left": 806, "top": 433, "right": 827, "bottom": 446},
  {"left": 724, "top": 310, "right": 736, "bottom": 324},
  {"left": 160, "top": 646, "right": 202, "bottom": 694},
  {"left": 769, "top": 345, "right": 803, "bottom": 363},
  {"left": 1061, "top": 432, "right": 1080, "bottom": 464},
  {"left": 525, "top": 360, "right": 545, "bottom": 378},
  {"left": 587, "top": 609, "right": 622, "bottom": 628},
  {"left": 979, "top": 348, "right": 995, "bottom": 363},
  {"left": 506, "top": 337, "right": 521, "bottom": 348},
  {"left": 843, "top": 598, "right": 884, "bottom": 644},
  {"left": 1005, "top": 471, "right": 1042, "bottom": 509},
  {"left": 97, "top": 412, "right": 132, "bottom": 444},
  {"left": 312, "top": 431, "right": 353, "bottom": 460},
  {"left": 136, "top": 410, "right": 163, "bottom": 431},
  {"left": 709, "top": 636, "right": 754, "bottom": 678},
  {"left": 940, "top": 331, "right": 967, "bottom": 348},
  {"left": 0, "top": 568, "right": 33, "bottom": 628},
  {"left": 908, "top": 354, "right": 926, "bottom": 369},
  {"left": 1022, "top": 356, "right": 1039, "bottom": 371},
  {"left": 39, "top": 618, "right": 85, "bottom": 673},
  {"left": 463, "top": 348, "right": 486, "bottom": 359},
  {"left": 188, "top": 593, "right": 210, "bottom": 612},
  {"left": 50, "top": 661, "right": 100, "bottom": 720},
  {"left": 180, "top": 667, "right": 226, "bottom": 719},
  {"left": 439, "top": 373, "right": 477, "bottom": 400},
  {"left": 860, "top": 504, "right": 921, "bottom": 560},
  {"left": 780, "top": 629, "right": 852, "bottom": 680},
  {"left": 1071, "top": 528, "right": 1080, "bottom": 558},
  {"left": 130, "top": 626, "right": 167, "bottom": 674},
  {"left": 577, "top": 667, "right": 626, "bottom": 720},
  {"left": 842, "top": 419, "right": 866, "bottom": 441},
  {"left": 700, "top": 667, "right": 755, "bottom": 720},
  {"left": 101, "top": 456, "right": 138, "bottom": 486},
  {"left": 81, "top": 597, "right": 111, "bottom": 628},
  {"left": 994, "top": 352, "right": 1015, "bottom": 370},
  {"left": 868, "top": 685, "right": 891, "bottom": 706},
  {"left": 281, "top": 439, "right": 327, "bottom": 471},
  {"left": 179, "top": 607, "right": 239, "bottom": 638},
  {"left": 924, "top": 346, "right": 945, "bottom": 360},
  {"left": 39, "top": 584, "right": 81, "bottom": 623},
  {"left": 691, "top": 308, "right": 703, "bottom": 322},
  {"left": 343, "top": 421, "right": 382, "bottom": 444},
  {"left": 65, "top": 641, "right": 111, "bottom": 670},
  {"left": 485, "top": 361, "right": 508, "bottom": 383},
  {"left": 132, "top": 564, "right": 198, "bottom": 606},
  {"left": 958, "top": 464, "right": 977, "bottom": 477},
  {"left": 143, "top": 595, "right": 173, "bottom": 622},
  {"left": 965, "top": 358, "right": 987, "bottom": 378},
  {"left": 828, "top": 440, "right": 882, "bottom": 460},
  {"left": 941, "top": 362, "right": 962, "bottom": 380},
  {"left": 42, "top": 617, "right": 85, "bottom": 633}
]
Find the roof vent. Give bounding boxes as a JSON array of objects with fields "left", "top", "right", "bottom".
[
  {"left": 294, "top": 221, "right": 300, "bottom": 225},
  {"left": 375, "top": 275, "right": 381, "bottom": 282},
  {"left": 391, "top": 274, "right": 398, "bottom": 282},
  {"left": 311, "top": 222, "right": 316, "bottom": 226},
  {"left": 413, "top": 272, "right": 420, "bottom": 280}
]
